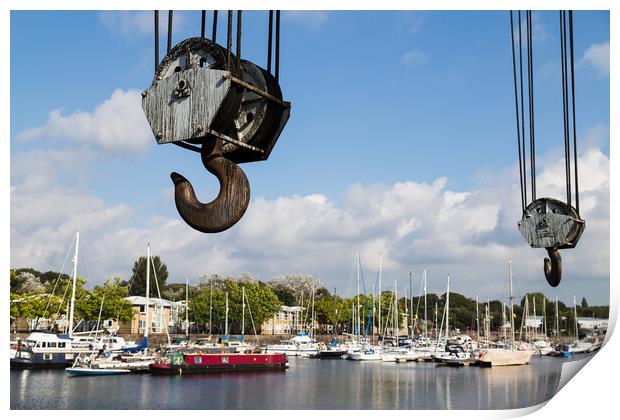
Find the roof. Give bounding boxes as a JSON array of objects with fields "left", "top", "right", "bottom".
[
  {"left": 125, "top": 296, "right": 182, "bottom": 307},
  {"left": 280, "top": 305, "right": 304, "bottom": 312}
]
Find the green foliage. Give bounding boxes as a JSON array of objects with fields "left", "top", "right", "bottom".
[
  {"left": 128, "top": 256, "right": 169, "bottom": 297},
  {"left": 10, "top": 293, "right": 63, "bottom": 320},
  {"left": 190, "top": 276, "right": 282, "bottom": 334},
  {"left": 74, "top": 278, "right": 134, "bottom": 322}
]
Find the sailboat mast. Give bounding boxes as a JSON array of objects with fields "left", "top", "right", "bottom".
[
  {"left": 543, "top": 297, "right": 547, "bottom": 338},
  {"left": 209, "top": 278, "right": 213, "bottom": 335},
  {"left": 394, "top": 280, "right": 398, "bottom": 338},
  {"left": 446, "top": 274, "right": 450, "bottom": 340},
  {"left": 310, "top": 286, "right": 316, "bottom": 339},
  {"left": 185, "top": 276, "right": 189, "bottom": 338},
  {"left": 574, "top": 296, "right": 578, "bottom": 342},
  {"left": 476, "top": 295, "right": 480, "bottom": 341},
  {"left": 533, "top": 295, "right": 537, "bottom": 337},
  {"left": 409, "top": 272, "right": 413, "bottom": 338},
  {"left": 356, "top": 251, "right": 360, "bottom": 339},
  {"left": 423, "top": 269, "right": 427, "bottom": 339},
  {"left": 145, "top": 243, "right": 150, "bottom": 338},
  {"left": 508, "top": 258, "right": 515, "bottom": 346},
  {"left": 95, "top": 294, "right": 104, "bottom": 340},
  {"left": 555, "top": 297, "right": 560, "bottom": 342},
  {"left": 68, "top": 230, "right": 80, "bottom": 338},
  {"left": 434, "top": 302, "right": 438, "bottom": 340},
  {"left": 405, "top": 285, "right": 409, "bottom": 338},
  {"left": 225, "top": 292, "right": 229, "bottom": 337},
  {"left": 378, "top": 254, "right": 382, "bottom": 341},
  {"left": 241, "top": 286, "right": 245, "bottom": 335},
  {"left": 372, "top": 285, "right": 375, "bottom": 341},
  {"left": 502, "top": 302, "right": 507, "bottom": 341}
]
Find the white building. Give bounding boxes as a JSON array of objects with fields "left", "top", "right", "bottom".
[
  {"left": 118, "top": 296, "right": 184, "bottom": 335},
  {"left": 577, "top": 317, "right": 608, "bottom": 331}
]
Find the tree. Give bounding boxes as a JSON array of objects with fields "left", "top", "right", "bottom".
[
  {"left": 581, "top": 297, "right": 589, "bottom": 309},
  {"left": 10, "top": 271, "right": 45, "bottom": 294},
  {"left": 74, "top": 278, "right": 134, "bottom": 322},
  {"left": 190, "top": 277, "right": 282, "bottom": 334},
  {"left": 128, "top": 256, "right": 169, "bottom": 297}
]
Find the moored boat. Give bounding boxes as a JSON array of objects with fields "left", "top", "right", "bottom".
[
  {"left": 66, "top": 367, "right": 131, "bottom": 376},
  {"left": 150, "top": 352, "right": 289, "bottom": 375}
]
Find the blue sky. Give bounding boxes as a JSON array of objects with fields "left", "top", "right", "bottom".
[{"left": 10, "top": 11, "right": 610, "bottom": 304}]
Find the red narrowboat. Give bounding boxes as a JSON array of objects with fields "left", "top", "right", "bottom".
[{"left": 150, "top": 352, "right": 289, "bottom": 375}]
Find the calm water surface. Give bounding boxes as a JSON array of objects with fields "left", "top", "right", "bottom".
[{"left": 11, "top": 355, "right": 583, "bottom": 410}]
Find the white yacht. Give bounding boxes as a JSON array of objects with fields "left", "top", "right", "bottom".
[{"left": 263, "top": 333, "right": 320, "bottom": 356}]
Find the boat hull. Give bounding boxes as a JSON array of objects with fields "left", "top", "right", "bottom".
[
  {"left": 314, "top": 350, "right": 348, "bottom": 359},
  {"left": 477, "top": 349, "right": 534, "bottom": 367},
  {"left": 150, "top": 353, "right": 289, "bottom": 375},
  {"left": 66, "top": 367, "right": 131, "bottom": 376},
  {"left": 10, "top": 351, "right": 82, "bottom": 369}
]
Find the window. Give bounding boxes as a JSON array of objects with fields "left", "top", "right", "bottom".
[
  {"left": 222, "top": 356, "right": 229, "bottom": 364},
  {"left": 65, "top": 353, "right": 74, "bottom": 360},
  {"left": 43, "top": 354, "right": 53, "bottom": 361},
  {"left": 139, "top": 305, "right": 146, "bottom": 313},
  {"left": 194, "top": 356, "right": 202, "bottom": 364},
  {"left": 48, "top": 342, "right": 57, "bottom": 348},
  {"left": 58, "top": 342, "right": 66, "bottom": 348}
]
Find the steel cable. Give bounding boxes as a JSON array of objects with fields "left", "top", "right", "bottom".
[
  {"left": 201, "top": 11, "right": 206, "bottom": 38},
  {"left": 167, "top": 11, "right": 173, "bottom": 53},
  {"left": 518, "top": 11, "right": 527, "bottom": 204},
  {"left": 275, "top": 11, "right": 281, "bottom": 81},
  {"left": 569, "top": 11, "right": 580, "bottom": 214},
  {"left": 510, "top": 11, "right": 526, "bottom": 212},
  {"left": 212, "top": 10, "right": 218, "bottom": 42},
  {"left": 560, "top": 11, "right": 572, "bottom": 206},
  {"left": 154, "top": 11, "right": 159, "bottom": 74},
  {"left": 526, "top": 11, "right": 536, "bottom": 200},
  {"left": 268, "top": 11, "right": 274, "bottom": 72}
]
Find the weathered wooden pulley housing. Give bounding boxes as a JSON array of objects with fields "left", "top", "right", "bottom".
[
  {"left": 142, "top": 10, "right": 290, "bottom": 234},
  {"left": 518, "top": 198, "right": 585, "bottom": 250},
  {"left": 142, "top": 37, "right": 243, "bottom": 146}
]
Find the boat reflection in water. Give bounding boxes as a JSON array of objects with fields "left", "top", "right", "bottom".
[{"left": 10, "top": 352, "right": 583, "bottom": 410}]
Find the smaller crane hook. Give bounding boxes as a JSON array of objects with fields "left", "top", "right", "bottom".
[
  {"left": 170, "top": 138, "right": 250, "bottom": 233},
  {"left": 543, "top": 247, "right": 562, "bottom": 287}
]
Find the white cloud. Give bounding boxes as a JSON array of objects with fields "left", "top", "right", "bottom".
[
  {"left": 400, "top": 49, "right": 428, "bottom": 65},
  {"left": 284, "top": 11, "right": 328, "bottom": 30},
  {"left": 98, "top": 11, "right": 186, "bottom": 38},
  {"left": 16, "top": 89, "right": 153, "bottom": 156},
  {"left": 99, "top": 11, "right": 154, "bottom": 35},
  {"left": 398, "top": 11, "right": 427, "bottom": 35},
  {"left": 580, "top": 41, "right": 610, "bottom": 77}
]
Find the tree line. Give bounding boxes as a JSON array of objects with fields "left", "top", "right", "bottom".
[{"left": 10, "top": 257, "right": 609, "bottom": 337}]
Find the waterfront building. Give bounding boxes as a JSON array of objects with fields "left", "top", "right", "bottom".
[
  {"left": 576, "top": 317, "right": 608, "bottom": 332},
  {"left": 261, "top": 305, "right": 307, "bottom": 335}
]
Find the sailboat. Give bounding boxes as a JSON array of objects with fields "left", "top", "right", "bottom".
[
  {"left": 349, "top": 252, "right": 382, "bottom": 361},
  {"left": 476, "top": 259, "right": 534, "bottom": 367},
  {"left": 12, "top": 231, "right": 98, "bottom": 369},
  {"left": 67, "top": 244, "right": 158, "bottom": 374}
]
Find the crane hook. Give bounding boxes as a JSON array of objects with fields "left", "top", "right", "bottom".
[
  {"left": 170, "top": 138, "right": 250, "bottom": 233},
  {"left": 543, "top": 247, "right": 562, "bottom": 287}
]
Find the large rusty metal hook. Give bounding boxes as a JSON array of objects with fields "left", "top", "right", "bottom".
[
  {"left": 543, "top": 247, "right": 562, "bottom": 287},
  {"left": 170, "top": 138, "right": 250, "bottom": 233}
]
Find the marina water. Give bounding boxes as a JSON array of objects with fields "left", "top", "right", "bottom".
[{"left": 10, "top": 355, "right": 581, "bottom": 410}]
